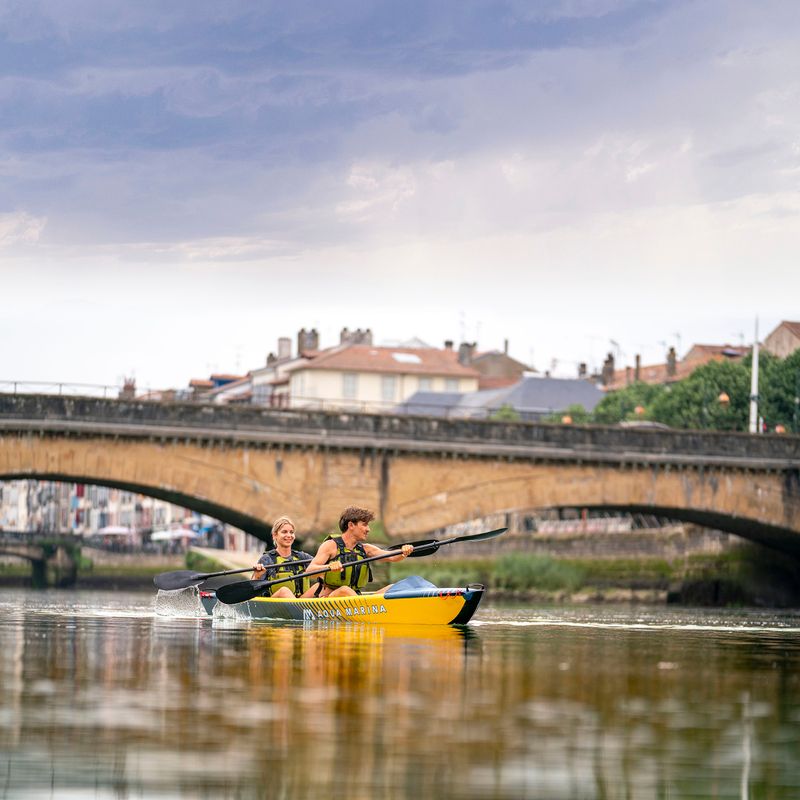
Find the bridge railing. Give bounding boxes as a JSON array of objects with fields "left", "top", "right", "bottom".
[
  {"left": 1, "top": 389, "right": 798, "bottom": 462},
  {"left": 0, "top": 380, "right": 126, "bottom": 399},
  {"left": 0, "top": 382, "right": 547, "bottom": 419}
]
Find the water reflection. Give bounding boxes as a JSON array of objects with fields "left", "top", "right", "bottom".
[{"left": 1, "top": 590, "right": 799, "bottom": 798}]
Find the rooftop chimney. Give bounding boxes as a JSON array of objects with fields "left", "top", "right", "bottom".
[
  {"left": 340, "top": 327, "right": 372, "bottom": 346},
  {"left": 297, "top": 328, "right": 318, "bottom": 353},
  {"left": 119, "top": 378, "right": 136, "bottom": 400},
  {"left": 634, "top": 354, "right": 641, "bottom": 382},
  {"left": 279, "top": 337, "right": 292, "bottom": 360},
  {"left": 504, "top": 339, "right": 509, "bottom": 355},
  {"left": 444, "top": 340, "right": 454, "bottom": 350},
  {"left": 458, "top": 342, "right": 476, "bottom": 366},
  {"left": 578, "top": 362, "right": 587, "bottom": 379},
  {"left": 667, "top": 346, "right": 677, "bottom": 377},
  {"left": 601, "top": 353, "right": 615, "bottom": 386}
]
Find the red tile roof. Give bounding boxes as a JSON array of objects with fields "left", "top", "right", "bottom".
[
  {"left": 683, "top": 344, "right": 749, "bottom": 364},
  {"left": 777, "top": 321, "right": 800, "bottom": 338},
  {"left": 299, "top": 345, "right": 480, "bottom": 377},
  {"left": 477, "top": 376, "right": 522, "bottom": 390}
]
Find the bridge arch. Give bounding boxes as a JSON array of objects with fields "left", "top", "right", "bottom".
[{"left": 382, "top": 456, "right": 800, "bottom": 553}]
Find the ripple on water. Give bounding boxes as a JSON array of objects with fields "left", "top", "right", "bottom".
[{"left": 473, "top": 603, "right": 800, "bottom": 633}]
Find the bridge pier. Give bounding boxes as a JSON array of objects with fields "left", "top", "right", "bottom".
[
  {"left": 47, "top": 545, "right": 78, "bottom": 588},
  {"left": 30, "top": 559, "right": 48, "bottom": 589}
]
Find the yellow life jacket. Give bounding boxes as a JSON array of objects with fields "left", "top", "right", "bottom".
[
  {"left": 322, "top": 536, "right": 372, "bottom": 591},
  {"left": 258, "top": 549, "right": 313, "bottom": 597}
]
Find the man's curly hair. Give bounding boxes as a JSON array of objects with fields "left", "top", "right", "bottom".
[{"left": 338, "top": 506, "right": 375, "bottom": 532}]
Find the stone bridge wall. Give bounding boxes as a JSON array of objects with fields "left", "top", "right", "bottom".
[
  {"left": 1, "top": 393, "right": 799, "bottom": 551},
  {"left": 0, "top": 393, "right": 798, "bottom": 463}
]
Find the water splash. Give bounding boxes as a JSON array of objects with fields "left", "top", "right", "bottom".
[
  {"left": 211, "top": 597, "right": 250, "bottom": 626},
  {"left": 153, "top": 587, "right": 206, "bottom": 617}
]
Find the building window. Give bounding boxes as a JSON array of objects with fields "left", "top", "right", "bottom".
[
  {"left": 343, "top": 373, "right": 358, "bottom": 399},
  {"left": 445, "top": 378, "right": 459, "bottom": 392},
  {"left": 418, "top": 377, "right": 433, "bottom": 392},
  {"left": 252, "top": 384, "right": 270, "bottom": 405},
  {"left": 382, "top": 375, "right": 397, "bottom": 402}
]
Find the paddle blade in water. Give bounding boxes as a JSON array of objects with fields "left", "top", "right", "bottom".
[{"left": 153, "top": 570, "right": 205, "bottom": 591}]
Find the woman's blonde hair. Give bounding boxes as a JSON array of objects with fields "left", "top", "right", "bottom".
[{"left": 271, "top": 516, "right": 295, "bottom": 537}]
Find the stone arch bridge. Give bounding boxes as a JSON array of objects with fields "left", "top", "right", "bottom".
[{"left": 1, "top": 394, "right": 799, "bottom": 553}]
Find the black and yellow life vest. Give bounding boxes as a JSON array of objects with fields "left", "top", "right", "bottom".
[
  {"left": 322, "top": 536, "right": 373, "bottom": 592},
  {"left": 258, "top": 549, "right": 313, "bottom": 597}
]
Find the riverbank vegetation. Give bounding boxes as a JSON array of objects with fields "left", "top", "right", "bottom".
[
  {"left": 4, "top": 538, "right": 798, "bottom": 607},
  {"left": 385, "top": 544, "right": 800, "bottom": 607}
]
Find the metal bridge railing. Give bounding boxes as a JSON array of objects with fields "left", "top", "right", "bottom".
[{"left": 0, "top": 380, "right": 125, "bottom": 399}]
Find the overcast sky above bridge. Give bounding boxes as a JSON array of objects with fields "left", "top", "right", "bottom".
[{"left": 1, "top": 1, "right": 798, "bottom": 390}]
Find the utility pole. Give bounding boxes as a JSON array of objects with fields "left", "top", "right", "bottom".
[{"left": 748, "top": 318, "right": 760, "bottom": 434}]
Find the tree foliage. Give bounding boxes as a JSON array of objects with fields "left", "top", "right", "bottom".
[
  {"left": 543, "top": 403, "right": 593, "bottom": 424},
  {"left": 591, "top": 381, "right": 666, "bottom": 425},
  {"left": 491, "top": 403, "right": 521, "bottom": 422},
  {"left": 592, "top": 351, "right": 800, "bottom": 432}
]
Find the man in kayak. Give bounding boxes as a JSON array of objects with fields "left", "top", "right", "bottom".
[
  {"left": 252, "top": 516, "right": 341, "bottom": 598},
  {"left": 307, "top": 506, "right": 413, "bottom": 597}
]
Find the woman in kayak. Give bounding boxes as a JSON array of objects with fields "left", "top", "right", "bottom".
[
  {"left": 252, "top": 516, "right": 341, "bottom": 598},
  {"left": 307, "top": 506, "right": 413, "bottom": 597}
]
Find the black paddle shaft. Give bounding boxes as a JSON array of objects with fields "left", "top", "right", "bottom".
[
  {"left": 153, "top": 558, "right": 315, "bottom": 591},
  {"left": 215, "top": 527, "right": 508, "bottom": 605}
]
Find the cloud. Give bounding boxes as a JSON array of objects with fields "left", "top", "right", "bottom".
[
  {"left": 0, "top": 1, "right": 798, "bottom": 387},
  {"left": 0, "top": 211, "right": 46, "bottom": 247}
]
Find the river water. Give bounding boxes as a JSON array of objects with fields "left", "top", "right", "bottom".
[{"left": 1, "top": 589, "right": 799, "bottom": 799}]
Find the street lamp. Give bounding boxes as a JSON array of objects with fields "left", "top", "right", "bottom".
[{"left": 703, "top": 389, "right": 731, "bottom": 429}]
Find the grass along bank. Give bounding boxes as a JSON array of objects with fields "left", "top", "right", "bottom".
[{"left": 386, "top": 545, "right": 800, "bottom": 607}]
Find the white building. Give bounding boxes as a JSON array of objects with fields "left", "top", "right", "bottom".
[{"left": 288, "top": 343, "right": 480, "bottom": 412}]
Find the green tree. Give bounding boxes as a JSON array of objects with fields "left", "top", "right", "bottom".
[
  {"left": 490, "top": 403, "right": 521, "bottom": 422},
  {"left": 760, "top": 349, "right": 800, "bottom": 433},
  {"left": 591, "top": 381, "right": 666, "bottom": 425},
  {"left": 543, "top": 403, "right": 593, "bottom": 424},
  {"left": 589, "top": 350, "right": 800, "bottom": 432},
  {"left": 649, "top": 359, "right": 750, "bottom": 431}
]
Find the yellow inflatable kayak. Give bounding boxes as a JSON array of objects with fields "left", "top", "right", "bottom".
[{"left": 200, "top": 576, "right": 484, "bottom": 626}]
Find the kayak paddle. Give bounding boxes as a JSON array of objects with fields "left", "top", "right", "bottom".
[
  {"left": 387, "top": 527, "right": 508, "bottom": 557},
  {"left": 153, "top": 560, "right": 312, "bottom": 591},
  {"left": 215, "top": 527, "right": 508, "bottom": 605}
]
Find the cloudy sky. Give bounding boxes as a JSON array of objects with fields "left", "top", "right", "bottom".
[{"left": 2, "top": 0, "right": 798, "bottom": 391}]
